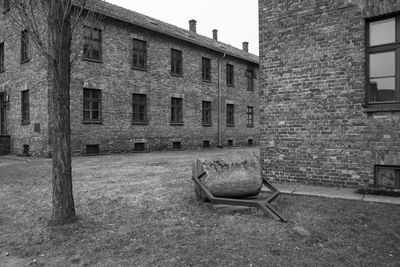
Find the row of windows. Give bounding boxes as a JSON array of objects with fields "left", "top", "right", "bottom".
[
  {"left": 0, "top": 27, "right": 256, "bottom": 91},
  {"left": 19, "top": 89, "right": 255, "bottom": 127},
  {"left": 84, "top": 30, "right": 256, "bottom": 89}
]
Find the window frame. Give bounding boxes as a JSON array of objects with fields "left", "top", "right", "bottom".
[
  {"left": 226, "top": 64, "right": 234, "bottom": 86},
  {"left": 171, "top": 49, "right": 183, "bottom": 76},
  {"left": 21, "top": 90, "right": 30, "bottom": 124},
  {"left": 83, "top": 88, "right": 102, "bottom": 123},
  {"left": 21, "top": 29, "right": 29, "bottom": 63},
  {"left": 170, "top": 97, "right": 183, "bottom": 125},
  {"left": 365, "top": 14, "right": 400, "bottom": 111},
  {"left": 83, "top": 27, "right": 102, "bottom": 61},
  {"left": 246, "top": 68, "right": 254, "bottom": 90},
  {"left": 132, "top": 93, "right": 148, "bottom": 124},
  {"left": 132, "top": 39, "right": 147, "bottom": 70},
  {"left": 226, "top": 104, "right": 234, "bottom": 126},
  {"left": 202, "top": 57, "right": 211, "bottom": 82},
  {"left": 202, "top": 101, "right": 212, "bottom": 126},
  {"left": 247, "top": 106, "right": 254, "bottom": 127},
  {"left": 0, "top": 42, "right": 4, "bottom": 72}
]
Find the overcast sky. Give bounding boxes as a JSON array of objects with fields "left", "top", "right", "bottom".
[{"left": 105, "top": 0, "right": 259, "bottom": 55}]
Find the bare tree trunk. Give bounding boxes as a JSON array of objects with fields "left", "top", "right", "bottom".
[{"left": 49, "top": 0, "right": 76, "bottom": 225}]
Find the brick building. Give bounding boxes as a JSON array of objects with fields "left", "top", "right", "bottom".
[
  {"left": 259, "top": 0, "right": 400, "bottom": 189},
  {"left": 0, "top": 1, "right": 259, "bottom": 156}
]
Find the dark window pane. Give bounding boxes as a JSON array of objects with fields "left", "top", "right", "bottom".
[
  {"left": 92, "top": 101, "right": 99, "bottom": 110},
  {"left": 369, "top": 18, "right": 395, "bottom": 46},
  {"left": 92, "top": 111, "right": 99, "bottom": 120},
  {"left": 83, "top": 101, "right": 90, "bottom": 109},
  {"left": 83, "top": 111, "right": 90, "bottom": 120}
]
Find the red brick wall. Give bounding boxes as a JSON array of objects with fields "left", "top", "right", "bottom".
[{"left": 259, "top": 0, "right": 400, "bottom": 187}]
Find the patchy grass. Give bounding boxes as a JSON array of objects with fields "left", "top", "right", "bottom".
[{"left": 0, "top": 148, "right": 399, "bottom": 266}]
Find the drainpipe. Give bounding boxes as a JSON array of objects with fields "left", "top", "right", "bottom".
[{"left": 217, "top": 52, "right": 226, "bottom": 148}]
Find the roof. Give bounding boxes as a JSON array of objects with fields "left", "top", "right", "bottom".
[{"left": 85, "top": 0, "right": 259, "bottom": 65}]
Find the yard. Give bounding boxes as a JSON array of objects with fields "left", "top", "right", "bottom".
[{"left": 0, "top": 147, "right": 399, "bottom": 266}]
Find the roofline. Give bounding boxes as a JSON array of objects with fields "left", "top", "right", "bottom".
[{"left": 86, "top": 5, "right": 259, "bottom": 65}]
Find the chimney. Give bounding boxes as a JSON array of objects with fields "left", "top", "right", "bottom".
[
  {"left": 213, "top": 29, "right": 218, "bottom": 41},
  {"left": 189, "top": 19, "right": 197, "bottom": 33},
  {"left": 243, "top": 42, "right": 249, "bottom": 52}
]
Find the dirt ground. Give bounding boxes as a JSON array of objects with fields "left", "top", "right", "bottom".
[{"left": 0, "top": 147, "right": 399, "bottom": 266}]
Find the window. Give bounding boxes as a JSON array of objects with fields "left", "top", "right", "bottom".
[
  {"left": 226, "top": 104, "right": 234, "bottom": 126},
  {"left": 202, "top": 101, "right": 212, "bottom": 125},
  {"left": 0, "top": 42, "right": 4, "bottom": 71},
  {"left": 226, "top": 64, "right": 234, "bottom": 86},
  {"left": 86, "top": 144, "right": 100, "bottom": 155},
  {"left": 83, "top": 27, "right": 102, "bottom": 60},
  {"left": 132, "top": 93, "right": 147, "bottom": 123},
  {"left": 21, "top": 30, "right": 29, "bottom": 63},
  {"left": 132, "top": 39, "right": 146, "bottom": 69},
  {"left": 248, "top": 139, "right": 253, "bottom": 146},
  {"left": 203, "top": 140, "right": 210, "bottom": 148},
  {"left": 173, "top": 141, "right": 181, "bottom": 149},
  {"left": 171, "top": 97, "right": 183, "bottom": 124},
  {"left": 246, "top": 69, "right": 254, "bottom": 90},
  {"left": 3, "top": 0, "right": 9, "bottom": 13},
  {"left": 21, "top": 90, "right": 29, "bottom": 124},
  {"left": 367, "top": 16, "right": 400, "bottom": 105},
  {"left": 247, "top": 106, "right": 254, "bottom": 127},
  {"left": 227, "top": 140, "right": 233, "bottom": 146},
  {"left": 375, "top": 166, "right": 400, "bottom": 189},
  {"left": 202, "top": 57, "right": 211, "bottom": 81},
  {"left": 83, "top": 88, "right": 101, "bottom": 122},
  {"left": 134, "top": 143, "right": 145, "bottom": 152},
  {"left": 171, "top": 49, "right": 182, "bottom": 75}
]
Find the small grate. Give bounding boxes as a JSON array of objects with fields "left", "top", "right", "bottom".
[
  {"left": 23, "top": 144, "right": 30, "bottom": 155},
  {"left": 203, "top": 140, "right": 210, "bottom": 148},
  {"left": 134, "top": 142, "right": 145, "bottom": 152},
  {"left": 248, "top": 139, "right": 253, "bottom": 146},
  {"left": 173, "top": 141, "right": 181, "bottom": 149},
  {"left": 86, "top": 144, "right": 100, "bottom": 155},
  {"left": 227, "top": 140, "right": 233, "bottom": 146}
]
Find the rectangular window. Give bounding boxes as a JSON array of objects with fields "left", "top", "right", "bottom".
[
  {"left": 375, "top": 166, "right": 400, "bottom": 189},
  {"left": 86, "top": 144, "right": 100, "bottom": 155},
  {"left": 226, "top": 104, "right": 234, "bottom": 126},
  {"left": 202, "top": 57, "right": 211, "bottom": 81},
  {"left": 247, "top": 106, "right": 254, "bottom": 127},
  {"left": 171, "top": 97, "right": 183, "bottom": 124},
  {"left": 202, "top": 101, "right": 212, "bottom": 125},
  {"left": 132, "top": 39, "right": 146, "bottom": 69},
  {"left": 83, "top": 27, "right": 102, "bottom": 60},
  {"left": 203, "top": 140, "right": 210, "bottom": 148},
  {"left": 21, "top": 90, "right": 29, "bottom": 124},
  {"left": 226, "top": 64, "right": 234, "bottom": 86},
  {"left": 228, "top": 140, "right": 233, "bottom": 146},
  {"left": 173, "top": 141, "right": 181, "bottom": 149},
  {"left": 248, "top": 139, "right": 253, "bottom": 146},
  {"left": 171, "top": 49, "right": 182, "bottom": 75},
  {"left": 0, "top": 42, "right": 4, "bottom": 71},
  {"left": 132, "top": 93, "right": 147, "bottom": 123},
  {"left": 83, "top": 88, "right": 101, "bottom": 122},
  {"left": 21, "top": 30, "right": 29, "bottom": 63},
  {"left": 367, "top": 16, "right": 400, "bottom": 104},
  {"left": 134, "top": 143, "right": 145, "bottom": 152},
  {"left": 246, "top": 69, "right": 254, "bottom": 90}
]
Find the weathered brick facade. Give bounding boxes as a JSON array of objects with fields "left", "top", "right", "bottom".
[
  {"left": 0, "top": 1, "right": 259, "bottom": 156},
  {"left": 259, "top": 0, "right": 400, "bottom": 188}
]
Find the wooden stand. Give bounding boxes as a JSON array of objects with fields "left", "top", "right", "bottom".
[{"left": 192, "top": 160, "right": 287, "bottom": 222}]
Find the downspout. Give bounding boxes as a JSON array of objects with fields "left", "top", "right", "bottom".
[{"left": 217, "top": 52, "right": 226, "bottom": 148}]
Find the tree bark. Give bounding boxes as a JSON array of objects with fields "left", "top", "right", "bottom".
[{"left": 49, "top": 0, "right": 76, "bottom": 224}]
